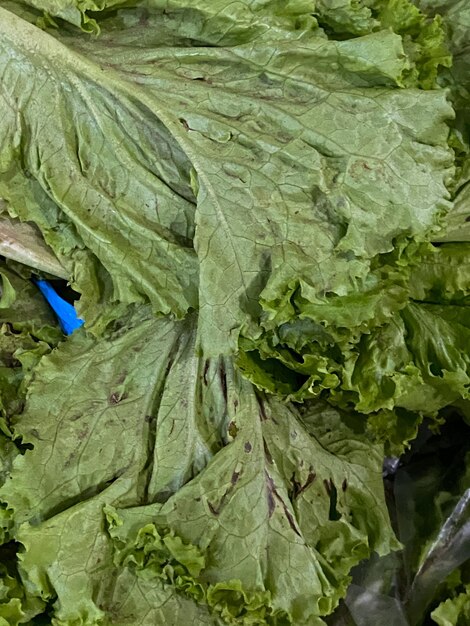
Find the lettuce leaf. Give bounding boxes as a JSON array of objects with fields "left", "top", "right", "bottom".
[
  {"left": 0, "top": 1, "right": 469, "bottom": 624},
  {"left": 14, "top": 0, "right": 320, "bottom": 38},
  {"left": 432, "top": 585, "right": 470, "bottom": 626},
  {"left": 0, "top": 312, "right": 397, "bottom": 624},
  {"left": 0, "top": 5, "right": 456, "bottom": 370}
]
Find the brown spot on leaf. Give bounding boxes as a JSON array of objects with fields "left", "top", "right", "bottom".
[
  {"left": 219, "top": 363, "right": 227, "bottom": 403},
  {"left": 109, "top": 391, "right": 128, "bottom": 405},
  {"left": 342, "top": 478, "right": 348, "bottom": 492},
  {"left": 244, "top": 441, "right": 252, "bottom": 453},
  {"left": 208, "top": 501, "right": 219, "bottom": 516},
  {"left": 267, "top": 491, "right": 276, "bottom": 516},
  {"left": 267, "top": 471, "right": 301, "bottom": 536},
  {"left": 292, "top": 470, "right": 316, "bottom": 499},
  {"left": 203, "top": 359, "right": 210, "bottom": 386},
  {"left": 291, "top": 473, "right": 302, "bottom": 498},
  {"left": 284, "top": 506, "right": 301, "bottom": 536},
  {"left": 164, "top": 355, "right": 176, "bottom": 379},
  {"left": 206, "top": 466, "right": 240, "bottom": 516},
  {"left": 263, "top": 440, "right": 274, "bottom": 464},
  {"left": 192, "top": 76, "right": 213, "bottom": 84},
  {"left": 228, "top": 421, "right": 239, "bottom": 438},
  {"left": 265, "top": 472, "right": 276, "bottom": 517},
  {"left": 64, "top": 451, "right": 77, "bottom": 468}
]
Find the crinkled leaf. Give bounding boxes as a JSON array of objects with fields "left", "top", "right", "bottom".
[
  {"left": 437, "top": 177, "right": 470, "bottom": 243},
  {"left": 408, "top": 244, "right": 470, "bottom": 302},
  {"left": 16, "top": 0, "right": 320, "bottom": 39},
  {"left": 315, "top": 0, "right": 451, "bottom": 88},
  {"left": 432, "top": 585, "right": 470, "bottom": 626},
  {"left": 0, "top": 557, "right": 45, "bottom": 625},
  {"left": 416, "top": 0, "right": 470, "bottom": 154},
  {"left": 377, "top": 0, "right": 451, "bottom": 88},
  {"left": 313, "top": 0, "right": 378, "bottom": 36},
  {"left": 239, "top": 291, "right": 470, "bottom": 433}
]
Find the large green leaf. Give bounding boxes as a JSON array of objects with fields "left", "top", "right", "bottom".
[
  {"left": 0, "top": 6, "right": 454, "bottom": 356},
  {"left": 0, "top": 312, "right": 397, "bottom": 624},
  {"left": 0, "top": 8, "right": 199, "bottom": 327}
]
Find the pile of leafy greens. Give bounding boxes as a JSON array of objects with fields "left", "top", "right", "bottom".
[{"left": 0, "top": 0, "right": 468, "bottom": 624}]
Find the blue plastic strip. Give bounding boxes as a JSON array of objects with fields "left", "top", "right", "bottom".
[{"left": 34, "top": 279, "right": 84, "bottom": 335}]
